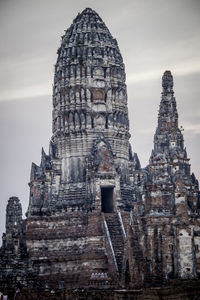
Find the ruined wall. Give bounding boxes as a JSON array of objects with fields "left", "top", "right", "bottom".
[
  {"left": 123, "top": 211, "right": 200, "bottom": 289},
  {"left": 25, "top": 211, "right": 120, "bottom": 289},
  {"left": 0, "top": 9, "right": 200, "bottom": 295}
]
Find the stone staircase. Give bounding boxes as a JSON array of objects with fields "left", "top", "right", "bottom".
[{"left": 104, "top": 213, "right": 125, "bottom": 275}]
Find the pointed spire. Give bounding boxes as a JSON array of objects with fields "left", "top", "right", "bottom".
[
  {"left": 162, "top": 70, "right": 174, "bottom": 95},
  {"left": 63, "top": 7, "right": 107, "bottom": 40},
  {"left": 40, "top": 147, "right": 46, "bottom": 169},
  {"left": 191, "top": 172, "right": 199, "bottom": 187},
  {"left": 58, "top": 7, "right": 120, "bottom": 63},
  {"left": 30, "top": 162, "right": 43, "bottom": 181},
  {"left": 81, "top": 7, "right": 97, "bottom": 14},
  {"left": 133, "top": 153, "right": 141, "bottom": 170},
  {"left": 153, "top": 70, "right": 184, "bottom": 156},
  {"left": 40, "top": 148, "right": 51, "bottom": 171}
]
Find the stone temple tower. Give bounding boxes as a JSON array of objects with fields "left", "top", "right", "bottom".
[
  {"left": 143, "top": 71, "right": 199, "bottom": 214},
  {"left": 1, "top": 8, "right": 200, "bottom": 295},
  {"left": 27, "top": 7, "right": 131, "bottom": 217},
  {"left": 22, "top": 7, "right": 133, "bottom": 288},
  {"left": 124, "top": 71, "right": 200, "bottom": 287}
]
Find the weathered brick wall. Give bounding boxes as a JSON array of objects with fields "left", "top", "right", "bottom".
[
  {"left": 11, "top": 280, "right": 200, "bottom": 300},
  {"left": 123, "top": 211, "right": 200, "bottom": 289},
  {"left": 25, "top": 212, "right": 118, "bottom": 289}
]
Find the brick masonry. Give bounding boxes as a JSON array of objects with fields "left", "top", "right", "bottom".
[{"left": 0, "top": 8, "right": 200, "bottom": 297}]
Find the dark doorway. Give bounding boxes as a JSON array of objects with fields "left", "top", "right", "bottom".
[
  {"left": 125, "top": 260, "right": 131, "bottom": 286},
  {"left": 101, "top": 187, "right": 114, "bottom": 213}
]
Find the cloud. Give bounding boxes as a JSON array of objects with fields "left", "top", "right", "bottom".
[
  {"left": 0, "top": 83, "right": 51, "bottom": 101},
  {"left": 127, "top": 64, "right": 200, "bottom": 84},
  {"left": 0, "top": 55, "right": 53, "bottom": 101},
  {"left": 183, "top": 124, "right": 200, "bottom": 137}
]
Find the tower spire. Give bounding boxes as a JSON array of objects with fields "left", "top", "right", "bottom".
[
  {"left": 142, "top": 70, "right": 199, "bottom": 215},
  {"left": 153, "top": 70, "right": 184, "bottom": 157},
  {"left": 162, "top": 70, "right": 174, "bottom": 95}
]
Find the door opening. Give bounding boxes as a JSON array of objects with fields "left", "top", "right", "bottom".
[{"left": 101, "top": 187, "right": 114, "bottom": 213}]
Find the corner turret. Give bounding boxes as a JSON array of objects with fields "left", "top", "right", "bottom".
[
  {"left": 0, "top": 197, "right": 29, "bottom": 288},
  {"left": 5, "top": 197, "right": 22, "bottom": 236}
]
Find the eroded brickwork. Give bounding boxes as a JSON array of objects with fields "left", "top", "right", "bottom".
[
  {"left": 0, "top": 8, "right": 200, "bottom": 296},
  {"left": 124, "top": 71, "right": 200, "bottom": 288}
]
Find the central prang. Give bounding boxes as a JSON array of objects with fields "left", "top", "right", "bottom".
[{"left": 27, "top": 8, "right": 133, "bottom": 217}]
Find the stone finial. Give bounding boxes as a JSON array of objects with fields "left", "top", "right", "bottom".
[
  {"left": 82, "top": 7, "right": 94, "bottom": 13},
  {"left": 162, "top": 70, "right": 174, "bottom": 95}
]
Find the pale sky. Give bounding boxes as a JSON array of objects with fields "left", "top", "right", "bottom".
[{"left": 0, "top": 0, "right": 200, "bottom": 239}]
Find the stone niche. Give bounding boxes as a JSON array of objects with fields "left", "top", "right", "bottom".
[
  {"left": 93, "top": 89, "right": 105, "bottom": 102},
  {"left": 94, "top": 114, "right": 106, "bottom": 129}
]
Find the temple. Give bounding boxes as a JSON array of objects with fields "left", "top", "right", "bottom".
[{"left": 0, "top": 8, "right": 200, "bottom": 297}]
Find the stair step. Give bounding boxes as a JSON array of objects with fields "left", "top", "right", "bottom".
[{"left": 105, "top": 213, "right": 125, "bottom": 274}]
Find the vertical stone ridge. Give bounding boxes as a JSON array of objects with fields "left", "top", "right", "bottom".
[{"left": 153, "top": 70, "right": 184, "bottom": 158}]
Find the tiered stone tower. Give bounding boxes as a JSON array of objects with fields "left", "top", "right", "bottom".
[
  {"left": 0, "top": 8, "right": 200, "bottom": 297},
  {"left": 126, "top": 71, "right": 200, "bottom": 288},
  {"left": 27, "top": 8, "right": 132, "bottom": 217},
  {"left": 142, "top": 71, "right": 199, "bottom": 214},
  {"left": 22, "top": 8, "right": 133, "bottom": 289}
]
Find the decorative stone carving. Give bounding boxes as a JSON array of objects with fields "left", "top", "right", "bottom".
[
  {"left": 0, "top": 9, "right": 200, "bottom": 295},
  {"left": 93, "top": 89, "right": 105, "bottom": 101}
]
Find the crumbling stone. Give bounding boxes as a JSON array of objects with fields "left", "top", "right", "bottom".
[{"left": 0, "top": 8, "right": 200, "bottom": 297}]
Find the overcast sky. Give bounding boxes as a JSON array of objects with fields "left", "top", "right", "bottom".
[{"left": 0, "top": 0, "right": 200, "bottom": 239}]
